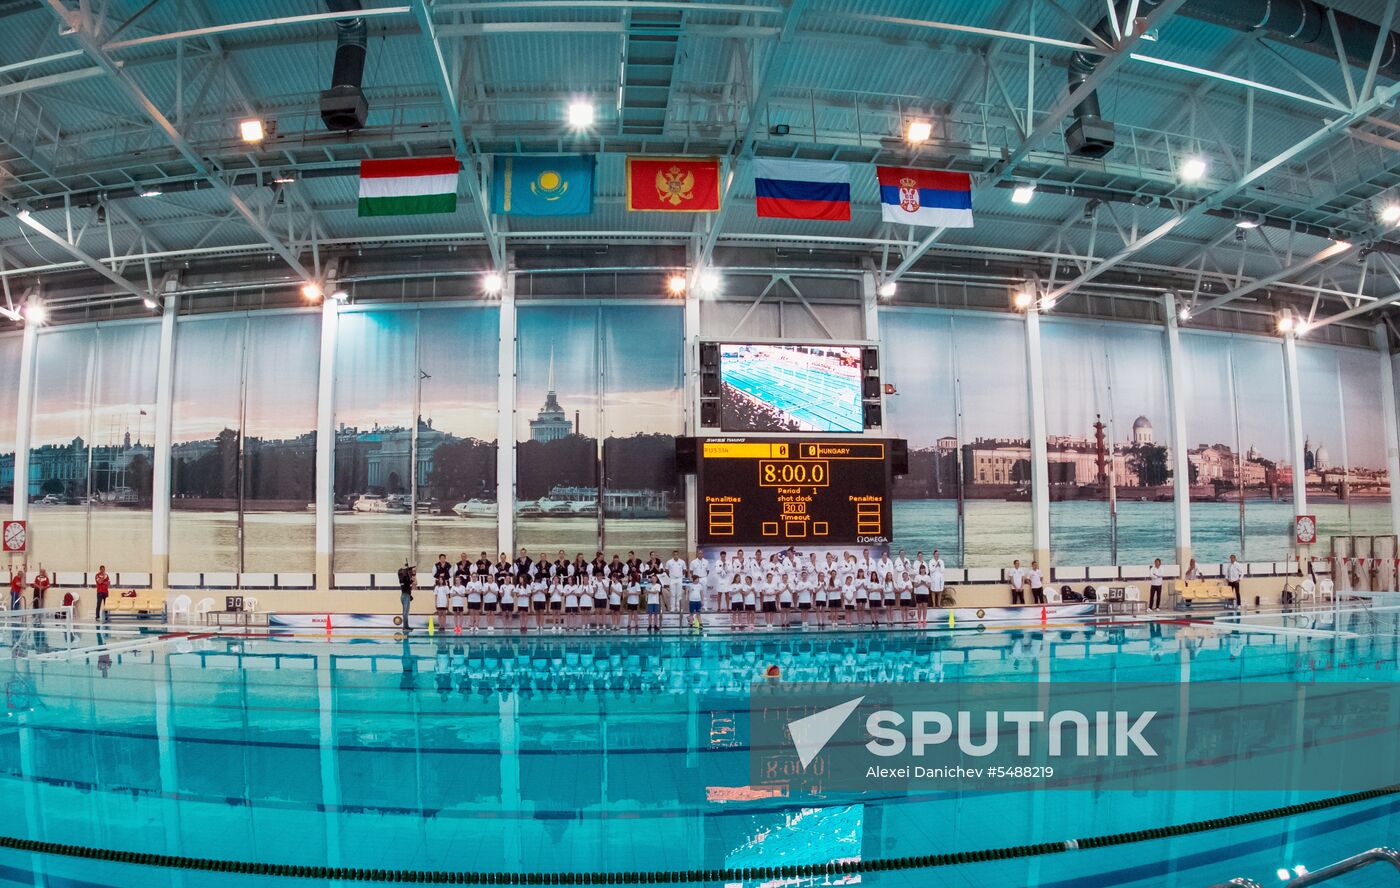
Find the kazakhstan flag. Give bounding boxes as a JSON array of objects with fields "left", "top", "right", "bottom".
[{"left": 491, "top": 155, "right": 594, "bottom": 216}]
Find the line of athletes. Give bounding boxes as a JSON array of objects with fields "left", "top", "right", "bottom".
[{"left": 425, "top": 546, "right": 956, "bottom": 633}]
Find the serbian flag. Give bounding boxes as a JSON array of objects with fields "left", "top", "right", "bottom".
[
  {"left": 876, "top": 167, "right": 973, "bottom": 228},
  {"left": 358, "top": 157, "right": 461, "bottom": 217},
  {"left": 753, "top": 159, "right": 851, "bottom": 221},
  {"left": 626, "top": 156, "right": 721, "bottom": 211}
]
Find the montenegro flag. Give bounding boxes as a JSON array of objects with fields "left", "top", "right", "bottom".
[{"left": 626, "top": 156, "right": 721, "bottom": 212}]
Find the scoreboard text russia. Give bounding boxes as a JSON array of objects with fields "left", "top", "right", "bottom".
[{"left": 696, "top": 438, "right": 894, "bottom": 546}]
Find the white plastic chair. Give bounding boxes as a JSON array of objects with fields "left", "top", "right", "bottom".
[
  {"left": 1045, "top": 586, "right": 1062, "bottom": 603},
  {"left": 195, "top": 597, "right": 216, "bottom": 622},
  {"left": 1319, "top": 578, "right": 1335, "bottom": 602},
  {"left": 242, "top": 596, "right": 258, "bottom": 613},
  {"left": 170, "top": 594, "right": 192, "bottom": 623},
  {"left": 1124, "top": 584, "right": 1142, "bottom": 602}
]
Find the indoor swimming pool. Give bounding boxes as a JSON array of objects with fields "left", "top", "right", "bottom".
[{"left": 0, "top": 610, "right": 1397, "bottom": 887}]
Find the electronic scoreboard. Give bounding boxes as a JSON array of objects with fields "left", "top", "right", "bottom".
[{"left": 695, "top": 438, "right": 895, "bottom": 546}]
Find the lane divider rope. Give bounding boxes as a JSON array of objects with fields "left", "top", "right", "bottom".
[{"left": 0, "top": 785, "right": 1394, "bottom": 884}]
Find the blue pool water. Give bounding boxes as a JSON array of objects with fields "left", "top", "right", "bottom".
[{"left": 0, "top": 612, "right": 1398, "bottom": 887}]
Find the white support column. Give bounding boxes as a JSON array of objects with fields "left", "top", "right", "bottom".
[
  {"left": 10, "top": 321, "right": 36, "bottom": 528},
  {"left": 1162, "top": 294, "right": 1192, "bottom": 567},
  {"left": 1375, "top": 324, "right": 1400, "bottom": 538},
  {"left": 149, "top": 293, "right": 178, "bottom": 589},
  {"left": 314, "top": 298, "right": 338, "bottom": 594},
  {"left": 1282, "top": 332, "right": 1310, "bottom": 558},
  {"left": 496, "top": 273, "right": 517, "bottom": 558},
  {"left": 1024, "top": 307, "right": 1051, "bottom": 567},
  {"left": 683, "top": 287, "right": 700, "bottom": 555},
  {"left": 861, "top": 271, "right": 880, "bottom": 341}
]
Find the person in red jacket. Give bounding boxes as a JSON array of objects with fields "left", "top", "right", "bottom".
[
  {"left": 31, "top": 568, "right": 49, "bottom": 610},
  {"left": 8, "top": 568, "right": 22, "bottom": 611},
  {"left": 94, "top": 565, "right": 110, "bottom": 621}
]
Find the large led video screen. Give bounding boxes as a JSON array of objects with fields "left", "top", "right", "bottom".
[{"left": 719, "top": 343, "right": 864, "bottom": 433}]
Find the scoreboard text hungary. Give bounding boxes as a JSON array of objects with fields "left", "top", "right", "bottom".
[{"left": 696, "top": 438, "right": 894, "bottom": 546}]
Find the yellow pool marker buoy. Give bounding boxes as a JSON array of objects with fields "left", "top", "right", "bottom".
[
  {"left": 427, "top": 616, "right": 436, "bottom": 635},
  {"left": 948, "top": 611, "right": 955, "bottom": 629}
]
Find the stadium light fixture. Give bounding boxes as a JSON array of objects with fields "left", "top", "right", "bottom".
[
  {"left": 698, "top": 269, "right": 721, "bottom": 295},
  {"left": 272, "top": 172, "right": 296, "bottom": 184},
  {"left": 667, "top": 274, "right": 687, "bottom": 296},
  {"left": 1179, "top": 155, "right": 1207, "bottom": 183},
  {"left": 1234, "top": 215, "right": 1261, "bottom": 229},
  {"left": 1382, "top": 203, "right": 1400, "bottom": 225},
  {"left": 139, "top": 187, "right": 162, "bottom": 198},
  {"left": 1294, "top": 320, "right": 1311, "bottom": 336},
  {"left": 567, "top": 100, "right": 595, "bottom": 129},
  {"left": 330, "top": 289, "right": 350, "bottom": 303},
  {"left": 1277, "top": 313, "right": 1295, "bottom": 333},
  {"left": 143, "top": 297, "right": 158, "bottom": 310},
  {"left": 301, "top": 282, "right": 323, "bottom": 302},
  {"left": 904, "top": 119, "right": 933, "bottom": 144},
  {"left": 239, "top": 118, "right": 265, "bottom": 144},
  {"left": 482, "top": 271, "right": 504, "bottom": 295},
  {"left": 877, "top": 280, "right": 897, "bottom": 298},
  {"left": 23, "top": 301, "right": 47, "bottom": 324},
  {"left": 1011, "top": 184, "right": 1036, "bottom": 205},
  {"left": 1012, "top": 289, "right": 1035, "bottom": 309},
  {"left": 1178, "top": 306, "right": 1191, "bottom": 321},
  {"left": 1040, "top": 295, "right": 1058, "bottom": 311}
]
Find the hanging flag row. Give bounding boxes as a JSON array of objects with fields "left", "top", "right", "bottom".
[{"left": 357, "top": 154, "right": 973, "bottom": 227}]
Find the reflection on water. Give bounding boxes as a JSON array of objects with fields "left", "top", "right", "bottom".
[
  {"left": 895, "top": 499, "right": 1394, "bottom": 567},
  {"left": 25, "top": 505, "right": 151, "bottom": 573},
  {"left": 170, "top": 511, "right": 316, "bottom": 573},
  {"left": 0, "top": 617, "right": 1397, "bottom": 884}
]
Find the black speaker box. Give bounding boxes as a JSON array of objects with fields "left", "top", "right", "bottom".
[
  {"left": 863, "top": 402, "right": 882, "bottom": 428},
  {"left": 700, "top": 399, "right": 720, "bottom": 427},
  {"left": 700, "top": 343, "right": 720, "bottom": 369},
  {"left": 862, "top": 346, "right": 879, "bottom": 372},
  {"left": 890, "top": 438, "right": 909, "bottom": 475},
  {"left": 702, "top": 371, "right": 720, "bottom": 397},
  {"left": 674, "top": 436, "right": 698, "bottom": 474}
]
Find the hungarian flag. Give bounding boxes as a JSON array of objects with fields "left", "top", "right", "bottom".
[
  {"left": 626, "top": 156, "right": 721, "bottom": 211},
  {"left": 358, "top": 157, "right": 461, "bottom": 217}
]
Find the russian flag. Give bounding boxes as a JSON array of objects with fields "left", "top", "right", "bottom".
[
  {"left": 753, "top": 158, "right": 851, "bottom": 221},
  {"left": 876, "top": 166, "right": 973, "bottom": 228}
]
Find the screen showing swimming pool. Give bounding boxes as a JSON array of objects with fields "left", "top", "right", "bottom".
[
  {"left": 719, "top": 343, "right": 865, "bottom": 433},
  {"left": 723, "top": 803, "right": 864, "bottom": 887}
]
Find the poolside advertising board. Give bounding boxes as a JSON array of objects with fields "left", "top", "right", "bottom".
[{"left": 696, "top": 438, "right": 895, "bottom": 546}]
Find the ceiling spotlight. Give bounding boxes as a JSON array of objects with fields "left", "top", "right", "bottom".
[
  {"left": 1277, "top": 313, "right": 1296, "bottom": 333},
  {"left": 1013, "top": 289, "right": 1035, "bottom": 309},
  {"left": 1011, "top": 184, "right": 1036, "bottom": 205},
  {"left": 143, "top": 297, "right": 158, "bottom": 310},
  {"left": 23, "top": 301, "right": 47, "bottom": 324},
  {"left": 877, "top": 280, "right": 897, "bottom": 298},
  {"left": 567, "top": 100, "right": 595, "bottom": 129},
  {"left": 239, "top": 118, "right": 265, "bottom": 144},
  {"left": 482, "top": 272, "right": 504, "bottom": 295},
  {"left": 667, "top": 274, "right": 687, "bottom": 296},
  {"left": 1179, "top": 155, "right": 1207, "bottom": 183},
  {"left": 301, "top": 282, "right": 323, "bottom": 302},
  {"left": 1381, "top": 204, "right": 1400, "bottom": 225},
  {"left": 905, "top": 119, "right": 933, "bottom": 144},
  {"left": 1178, "top": 306, "right": 1191, "bottom": 321},
  {"left": 139, "top": 188, "right": 162, "bottom": 198},
  {"left": 1235, "top": 215, "right": 1261, "bottom": 229},
  {"left": 699, "top": 269, "right": 721, "bottom": 294},
  {"left": 272, "top": 172, "right": 296, "bottom": 184},
  {"left": 1040, "top": 295, "right": 1058, "bottom": 311},
  {"left": 1295, "top": 320, "right": 1311, "bottom": 336},
  {"left": 330, "top": 289, "right": 349, "bottom": 302}
]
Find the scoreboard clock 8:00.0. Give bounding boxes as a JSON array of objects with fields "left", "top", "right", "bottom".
[{"left": 696, "top": 438, "right": 895, "bottom": 546}]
